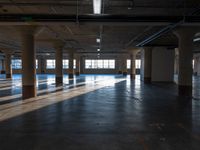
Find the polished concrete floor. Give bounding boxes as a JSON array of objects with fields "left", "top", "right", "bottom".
[{"left": 0, "top": 74, "right": 200, "bottom": 150}]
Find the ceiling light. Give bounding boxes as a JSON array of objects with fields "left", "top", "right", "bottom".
[
  {"left": 96, "top": 38, "right": 100, "bottom": 43},
  {"left": 93, "top": 0, "right": 102, "bottom": 14},
  {"left": 97, "top": 48, "right": 100, "bottom": 51},
  {"left": 97, "top": 53, "right": 100, "bottom": 55},
  {"left": 193, "top": 37, "right": 200, "bottom": 42}
]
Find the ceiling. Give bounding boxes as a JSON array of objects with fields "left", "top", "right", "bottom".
[{"left": 0, "top": 0, "right": 199, "bottom": 55}]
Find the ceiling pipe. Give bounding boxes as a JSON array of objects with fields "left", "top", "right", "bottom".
[
  {"left": 136, "top": 6, "right": 200, "bottom": 47},
  {"left": 136, "top": 22, "right": 182, "bottom": 47},
  {"left": 125, "top": 26, "right": 153, "bottom": 47}
]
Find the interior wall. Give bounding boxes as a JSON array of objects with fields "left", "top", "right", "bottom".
[{"left": 151, "top": 47, "right": 175, "bottom": 82}]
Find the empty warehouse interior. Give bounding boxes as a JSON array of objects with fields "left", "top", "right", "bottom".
[{"left": 0, "top": 0, "right": 200, "bottom": 149}]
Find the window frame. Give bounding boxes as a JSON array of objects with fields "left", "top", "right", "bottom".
[
  {"left": 12, "top": 59, "right": 22, "bottom": 69},
  {"left": 127, "top": 59, "right": 141, "bottom": 69},
  {"left": 46, "top": 59, "right": 56, "bottom": 69},
  {"left": 85, "top": 59, "right": 115, "bottom": 69}
]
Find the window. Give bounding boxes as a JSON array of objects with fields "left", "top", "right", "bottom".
[
  {"left": 36, "top": 59, "right": 38, "bottom": 69},
  {"left": 135, "top": 59, "right": 141, "bottom": 69},
  {"left": 12, "top": 59, "right": 22, "bottom": 69},
  {"left": 193, "top": 59, "right": 195, "bottom": 69},
  {"left": 85, "top": 59, "right": 115, "bottom": 69},
  {"left": 12, "top": 59, "right": 38, "bottom": 69},
  {"left": 63, "top": 59, "right": 76, "bottom": 69},
  {"left": 127, "top": 59, "right": 131, "bottom": 69},
  {"left": 63, "top": 59, "right": 68, "bottom": 69},
  {"left": 46, "top": 59, "right": 55, "bottom": 69},
  {"left": 108, "top": 60, "right": 115, "bottom": 69},
  {"left": 127, "top": 59, "right": 141, "bottom": 69}
]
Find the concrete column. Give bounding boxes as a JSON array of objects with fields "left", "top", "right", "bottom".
[
  {"left": 2, "top": 59, "right": 5, "bottom": 71},
  {"left": 129, "top": 49, "right": 139, "bottom": 79},
  {"left": 122, "top": 56, "right": 127, "bottom": 76},
  {"left": 55, "top": 43, "right": 64, "bottom": 86},
  {"left": 174, "top": 27, "right": 197, "bottom": 96},
  {"left": 130, "top": 53, "right": 136, "bottom": 79},
  {"left": 18, "top": 26, "right": 38, "bottom": 99},
  {"left": 1, "top": 49, "right": 13, "bottom": 78},
  {"left": 143, "top": 47, "right": 152, "bottom": 83},
  {"left": 39, "top": 57, "right": 45, "bottom": 74},
  {"left": 117, "top": 57, "right": 122, "bottom": 74},
  {"left": 80, "top": 55, "right": 84, "bottom": 74},
  {"left": 75, "top": 54, "right": 80, "bottom": 76},
  {"left": 174, "top": 48, "right": 179, "bottom": 75},
  {"left": 5, "top": 53, "right": 12, "bottom": 78},
  {"left": 68, "top": 49, "right": 74, "bottom": 79}
]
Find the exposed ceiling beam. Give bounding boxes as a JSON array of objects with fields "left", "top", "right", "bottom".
[{"left": 0, "top": 14, "right": 199, "bottom": 25}]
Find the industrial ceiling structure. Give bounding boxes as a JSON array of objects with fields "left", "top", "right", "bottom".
[{"left": 0, "top": 0, "right": 199, "bottom": 55}]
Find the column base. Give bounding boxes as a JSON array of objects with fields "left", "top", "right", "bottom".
[
  {"left": 130, "top": 74, "right": 135, "bottom": 79},
  {"left": 118, "top": 71, "right": 122, "bottom": 74},
  {"left": 6, "top": 74, "right": 12, "bottom": 79},
  {"left": 56, "top": 76, "right": 63, "bottom": 86},
  {"left": 75, "top": 72, "right": 80, "bottom": 76},
  {"left": 178, "top": 85, "right": 192, "bottom": 97},
  {"left": 144, "top": 77, "right": 151, "bottom": 83},
  {"left": 123, "top": 72, "right": 127, "bottom": 76},
  {"left": 22, "top": 85, "right": 36, "bottom": 100},
  {"left": 68, "top": 73, "right": 74, "bottom": 79}
]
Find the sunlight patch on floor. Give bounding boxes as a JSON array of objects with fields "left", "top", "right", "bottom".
[{"left": 0, "top": 78, "right": 126, "bottom": 122}]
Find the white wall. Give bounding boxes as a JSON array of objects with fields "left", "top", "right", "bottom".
[{"left": 151, "top": 47, "right": 175, "bottom": 82}]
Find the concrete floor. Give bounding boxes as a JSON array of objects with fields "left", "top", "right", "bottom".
[{"left": 0, "top": 74, "right": 200, "bottom": 150}]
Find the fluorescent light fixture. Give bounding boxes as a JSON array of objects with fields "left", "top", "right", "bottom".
[
  {"left": 93, "top": 0, "right": 102, "bottom": 14},
  {"left": 193, "top": 37, "right": 200, "bottom": 42},
  {"left": 97, "top": 48, "right": 100, "bottom": 51},
  {"left": 96, "top": 38, "right": 100, "bottom": 43}
]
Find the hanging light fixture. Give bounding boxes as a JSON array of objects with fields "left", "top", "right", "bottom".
[{"left": 96, "top": 38, "right": 101, "bottom": 43}]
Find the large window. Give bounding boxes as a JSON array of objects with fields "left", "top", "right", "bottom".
[
  {"left": 46, "top": 59, "right": 76, "bottom": 69},
  {"left": 135, "top": 59, "right": 141, "bottom": 69},
  {"left": 127, "top": 59, "right": 141, "bottom": 69},
  {"left": 46, "top": 59, "right": 55, "bottom": 69},
  {"left": 12, "top": 59, "right": 38, "bottom": 69},
  {"left": 63, "top": 59, "right": 76, "bottom": 69},
  {"left": 63, "top": 59, "right": 68, "bottom": 69},
  {"left": 12, "top": 59, "right": 22, "bottom": 69},
  {"left": 85, "top": 59, "right": 115, "bottom": 69},
  {"left": 193, "top": 59, "right": 195, "bottom": 69},
  {"left": 127, "top": 59, "right": 131, "bottom": 69},
  {"left": 36, "top": 59, "right": 38, "bottom": 69}
]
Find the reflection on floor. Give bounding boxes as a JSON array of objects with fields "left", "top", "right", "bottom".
[{"left": 0, "top": 74, "right": 200, "bottom": 150}]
